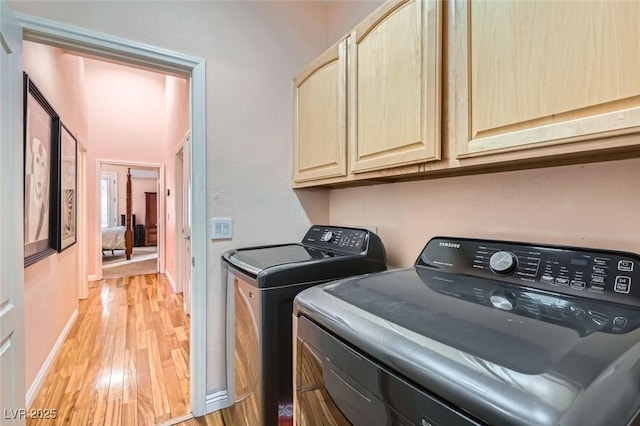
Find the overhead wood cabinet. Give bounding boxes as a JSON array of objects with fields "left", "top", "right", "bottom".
[
  {"left": 453, "top": 0, "right": 640, "bottom": 158},
  {"left": 349, "top": 0, "right": 442, "bottom": 173},
  {"left": 293, "top": 39, "right": 347, "bottom": 183}
]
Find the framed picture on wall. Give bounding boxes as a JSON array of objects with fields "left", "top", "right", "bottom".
[
  {"left": 23, "top": 73, "right": 59, "bottom": 267},
  {"left": 54, "top": 123, "right": 78, "bottom": 252}
]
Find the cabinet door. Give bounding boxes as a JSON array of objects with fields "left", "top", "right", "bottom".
[
  {"left": 350, "top": 0, "right": 442, "bottom": 173},
  {"left": 293, "top": 39, "right": 347, "bottom": 183},
  {"left": 454, "top": 1, "right": 640, "bottom": 157}
]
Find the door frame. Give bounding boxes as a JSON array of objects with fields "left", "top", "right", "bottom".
[
  {"left": 96, "top": 160, "right": 165, "bottom": 279},
  {"left": 175, "top": 130, "right": 191, "bottom": 314},
  {"left": 77, "top": 138, "right": 88, "bottom": 299},
  {"left": 174, "top": 143, "right": 185, "bottom": 294},
  {"left": 16, "top": 12, "right": 209, "bottom": 415}
]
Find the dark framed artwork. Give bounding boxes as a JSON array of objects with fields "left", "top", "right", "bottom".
[
  {"left": 54, "top": 123, "right": 77, "bottom": 252},
  {"left": 23, "top": 73, "right": 59, "bottom": 267}
]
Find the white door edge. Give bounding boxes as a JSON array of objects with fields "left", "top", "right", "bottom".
[{"left": 1, "top": 0, "right": 26, "bottom": 418}]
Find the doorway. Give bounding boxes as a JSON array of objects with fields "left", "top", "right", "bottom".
[
  {"left": 99, "top": 162, "right": 162, "bottom": 280},
  {"left": 18, "top": 14, "right": 208, "bottom": 417}
]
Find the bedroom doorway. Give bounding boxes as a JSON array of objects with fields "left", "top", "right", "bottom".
[{"left": 98, "top": 161, "right": 163, "bottom": 280}]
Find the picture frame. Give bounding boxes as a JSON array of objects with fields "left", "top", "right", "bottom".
[
  {"left": 23, "top": 73, "right": 59, "bottom": 267},
  {"left": 53, "top": 123, "right": 78, "bottom": 252}
]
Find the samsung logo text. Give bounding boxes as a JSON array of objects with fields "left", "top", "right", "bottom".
[{"left": 439, "top": 242, "right": 460, "bottom": 249}]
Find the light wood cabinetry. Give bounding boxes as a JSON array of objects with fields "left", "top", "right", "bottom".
[
  {"left": 292, "top": 0, "right": 640, "bottom": 189},
  {"left": 293, "top": 39, "right": 347, "bottom": 183},
  {"left": 350, "top": 0, "right": 441, "bottom": 173},
  {"left": 292, "top": 0, "right": 442, "bottom": 186},
  {"left": 453, "top": 0, "right": 640, "bottom": 158}
]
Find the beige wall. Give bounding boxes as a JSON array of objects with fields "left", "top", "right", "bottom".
[
  {"left": 22, "top": 42, "right": 87, "bottom": 391},
  {"left": 326, "top": 0, "right": 384, "bottom": 43},
  {"left": 330, "top": 158, "right": 640, "bottom": 268}
]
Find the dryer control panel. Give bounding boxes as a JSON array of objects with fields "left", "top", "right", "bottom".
[
  {"left": 303, "top": 226, "right": 369, "bottom": 255},
  {"left": 418, "top": 237, "right": 640, "bottom": 308}
]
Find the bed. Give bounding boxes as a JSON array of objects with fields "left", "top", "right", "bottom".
[
  {"left": 102, "top": 226, "right": 126, "bottom": 255},
  {"left": 101, "top": 168, "right": 134, "bottom": 259}
]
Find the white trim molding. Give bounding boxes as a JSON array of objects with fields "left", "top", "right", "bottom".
[
  {"left": 205, "top": 390, "right": 230, "bottom": 414},
  {"left": 165, "top": 269, "right": 178, "bottom": 293},
  {"left": 16, "top": 12, "right": 196, "bottom": 76},
  {"left": 26, "top": 309, "right": 79, "bottom": 408},
  {"left": 16, "top": 12, "right": 209, "bottom": 416}
]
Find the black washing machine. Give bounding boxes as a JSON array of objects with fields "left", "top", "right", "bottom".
[
  {"left": 294, "top": 237, "right": 640, "bottom": 426},
  {"left": 221, "top": 225, "right": 386, "bottom": 425}
]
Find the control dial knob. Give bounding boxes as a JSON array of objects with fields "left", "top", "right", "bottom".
[
  {"left": 489, "top": 251, "right": 517, "bottom": 275},
  {"left": 490, "top": 290, "right": 516, "bottom": 311},
  {"left": 320, "top": 231, "right": 334, "bottom": 242}
]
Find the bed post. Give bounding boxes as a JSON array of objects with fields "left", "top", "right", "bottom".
[{"left": 125, "top": 168, "right": 133, "bottom": 260}]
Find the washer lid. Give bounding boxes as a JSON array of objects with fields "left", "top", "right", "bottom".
[
  {"left": 223, "top": 243, "right": 386, "bottom": 288},
  {"left": 227, "top": 244, "right": 329, "bottom": 275},
  {"left": 294, "top": 268, "right": 640, "bottom": 426}
]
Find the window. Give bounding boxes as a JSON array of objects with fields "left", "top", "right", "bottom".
[{"left": 100, "top": 171, "right": 118, "bottom": 228}]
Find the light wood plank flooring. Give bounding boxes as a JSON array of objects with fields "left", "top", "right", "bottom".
[
  {"left": 174, "top": 412, "right": 225, "bottom": 426},
  {"left": 28, "top": 273, "right": 191, "bottom": 426}
]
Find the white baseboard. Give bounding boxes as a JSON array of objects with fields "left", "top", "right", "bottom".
[
  {"left": 158, "top": 413, "right": 193, "bottom": 426},
  {"left": 87, "top": 274, "right": 100, "bottom": 282},
  {"left": 165, "top": 270, "right": 177, "bottom": 293},
  {"left": 205, "top": 390, "right": 230, "bottom": 413},
  {"left": 26, "top": 308, "right": 79, "bottom": 408}
]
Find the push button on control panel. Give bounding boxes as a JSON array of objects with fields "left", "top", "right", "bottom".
[
  {"left": 613, "top": 316, "right": 628, "bottom": 327},
  {"left": 571, "top": 280, "right": 586, "bottom": 290},
  {"left": 541, "top": 275, "right": 555, "bottom": 284},
  {"left": 618, "top": 260, "right": 634, "bottom": 272},
  {"left": 592, "top": 266, "right": 607, "bottom": 275},
  {"left": 614, "top": 276, "right": 632, "bottom": 294}
]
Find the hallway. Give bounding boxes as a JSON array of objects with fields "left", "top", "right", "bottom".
[{"left": 28, "top": 274, "right": 191, "bottom": 425}]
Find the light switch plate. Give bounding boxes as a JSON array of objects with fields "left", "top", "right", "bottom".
[{"left": 211, "top": 218, "right": 233, "bottom": 240}]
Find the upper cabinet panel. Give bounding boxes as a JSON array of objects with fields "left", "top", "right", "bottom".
[
  {"left": 349, "top": 0, "right": 442, "bottom": 173},
  {"left": 294, "top": 40, "right": 347, "bottom": 183},
  {"left": 454, "top": 0, "right": 640, "bottom": 157}
]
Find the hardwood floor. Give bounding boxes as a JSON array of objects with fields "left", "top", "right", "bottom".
[
  {"left": 174, "top": 412, "right": 225, "bottom": 426},
  {"left": 28, "top": 273, "right": 191, "bottom": 426}
]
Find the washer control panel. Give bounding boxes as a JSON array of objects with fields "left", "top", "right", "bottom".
[
  {"left": 419, "top": 237, "right": 640, "bottom": 307},
  {"left": 303, "top": 226, "right": 369, "bottom": 254},
  {"left": 423, "top": 269, "right": 640, "bottom": 335}
]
